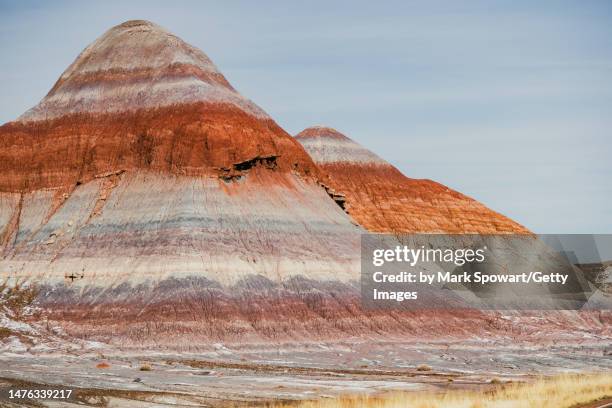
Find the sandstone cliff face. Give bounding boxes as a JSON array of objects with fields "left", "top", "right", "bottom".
[{"left": 295, "top": 126, "right": 529, "bottom": 234}]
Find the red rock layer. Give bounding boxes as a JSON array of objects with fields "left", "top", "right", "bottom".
[
  {"left": 0, "top": 104, "right": 318, "bottom": 192},
  {"left": 296, "top": 126, "right": 529, "bottom": 234},
  {"left": 39, "top": 280, "right": 610, "bottom": 346}
]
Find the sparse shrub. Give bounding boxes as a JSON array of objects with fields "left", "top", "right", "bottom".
[
  {"left": 0, "top": 327, "right": 13, "bottom": 339},
  {"left": 416, "top": 364, "right": 432, "bottom": 372},
  {"left": 139, "top": 364, "right": 152, "bottom": 371},
  {"left": 0, "top": 279, "right": 39, "bottom": 342},
  {"left": 490, "top": 377, "right": 502, "bottom": 384},
  {"left": 0, "top": 279, "right": 39, "bottom": 318}
]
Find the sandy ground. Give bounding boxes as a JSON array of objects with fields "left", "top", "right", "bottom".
[{"left": 0, "top": 338, "right": 610, "bottom": 407}]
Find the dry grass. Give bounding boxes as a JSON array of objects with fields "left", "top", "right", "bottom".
[{"left": 272, "top": 373, "right": 611, "bottom": 408}]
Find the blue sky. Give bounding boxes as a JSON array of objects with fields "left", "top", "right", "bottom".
[{"left": 1, "top": 0, "right": 610, "bottom": 233}]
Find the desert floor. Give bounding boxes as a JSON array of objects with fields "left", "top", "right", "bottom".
[{"left": 0, "top": 338, "right": 610, "bottom": 407}]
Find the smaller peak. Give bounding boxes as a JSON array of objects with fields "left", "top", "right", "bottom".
[
  {"left": 295, "top": 126, "right": 351, "bottom": 141},
  {"left": 296, "top": 126, "right": 387, "bottom": 166}
]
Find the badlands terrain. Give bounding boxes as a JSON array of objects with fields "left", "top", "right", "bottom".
[{"left": 0, "top": 20, "right": 610, "bottom": 406}]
